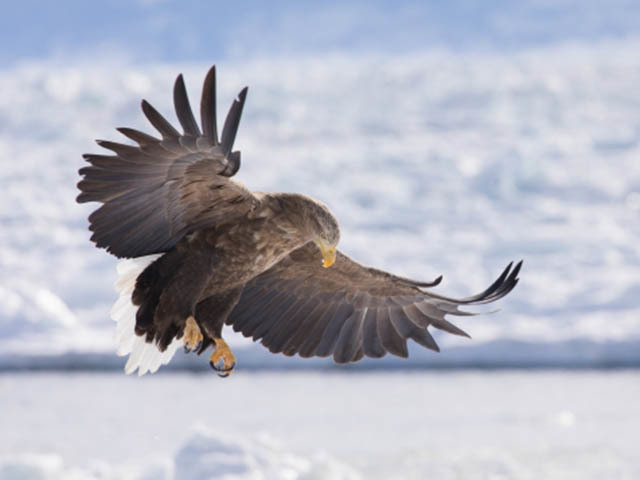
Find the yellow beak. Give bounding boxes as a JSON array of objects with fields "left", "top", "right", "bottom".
[{"left": 321, "top": 246, "right": 336, "bottom": 268}]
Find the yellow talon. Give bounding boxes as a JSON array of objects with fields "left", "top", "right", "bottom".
[
  {"left": 209, "top": 337, "right": 236, "bottom": 376},
  {"left": 183, "top": 316, "right": 203, "bottom": 350}
]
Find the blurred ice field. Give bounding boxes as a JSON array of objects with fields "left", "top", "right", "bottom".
[
  {"left": 2, "top": 41, "right": 640, "bottom": 362},
  {"left": 1, "top": 370, "right": 639, "bottom": 480},
  {"left": 2, "top": 1, "right": 640, "bottom": 478}
]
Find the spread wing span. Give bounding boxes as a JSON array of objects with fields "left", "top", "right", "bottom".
[
  {"left": 227, "top": 243, "right": 522, "bottom": 363},
  {"left": 77, "top": 66, "right": 259, "bottom": 258}
]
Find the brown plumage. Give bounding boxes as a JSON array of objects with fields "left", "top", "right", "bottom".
[{"left": 77, "top": 65, "right": 522, "bottom": 376}]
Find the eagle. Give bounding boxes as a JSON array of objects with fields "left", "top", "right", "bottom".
[{"left": 77, "top": 65, "right": 521, "bottom": 377}]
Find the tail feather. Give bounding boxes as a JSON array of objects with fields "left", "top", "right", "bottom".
[{"left": 111, "top": 253, "right": 181, "bottom": 376}]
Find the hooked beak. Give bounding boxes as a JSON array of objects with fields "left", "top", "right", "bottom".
[{"left": 318, "top": 242, "right": 336, "bottom": 268}]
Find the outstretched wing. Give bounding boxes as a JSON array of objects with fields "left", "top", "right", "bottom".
[
  {"left": 227, "top": 243, "right": 522, "bottom": 364},
  {"left": 77, "top": 66, "right": 260, "bottom": 258}
]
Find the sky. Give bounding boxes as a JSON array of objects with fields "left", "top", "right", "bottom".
[{"left": 3, "top": 0, "right": 640, "bottom": 65}]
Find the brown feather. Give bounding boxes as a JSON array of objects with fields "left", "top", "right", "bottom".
[
  {"left": 227, "top": 243, "right": 520, "bottom": 363},
  {"left": 77, "top": 67, "right": 256, "bottom": 258},
  {"left": 78, "top": 65, "right": 522, "bottom": 371}
]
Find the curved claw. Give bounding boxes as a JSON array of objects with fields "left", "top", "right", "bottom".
[
  {"left": 208, "top": 337, "right": 236, "bottom": 377},
  {"left": 184, "top": 340, "right": 203, "bottom": 354},
  {"left": 218, "top": 362, "right": 236, "bottom": 372},
  {"left": 183, "top": 316, "right": 203, "bottom": 352},
  {"left": 209, "top": 360, "right": 236, "bottom": 377}
]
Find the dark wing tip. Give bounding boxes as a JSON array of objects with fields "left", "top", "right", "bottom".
[
  {"left": 514, "top": 259, "right": 524, "bottom": 276},
  {"left": 173, "top": 74, "right": 186, "bottom": 101},
  {"left": 140, "top": 99, "right": 181, "bottom": 139},
  {"left": 472, "top": 261, "right": 514, "bottom": 301},
  {"left": 509, "top": 260, "right": 523, "bottom": 284},
  {"left": 200, "top": 64, "right": 218, "bottom": 143},
  {"left": 396, "top": 274, "right": 443, "bottom": 289},
  {"left": 489, "top": 259, "right": 523, "bottom": 300},
  {"left": 220, "top": 86, "right": 249, "bottom": 156},
  {"left": 116, "top": 127, "right": 160, "bottom": 146},
  {"left": 431, "top": 259, "right": 521, "bottom": 306},
  {"left": 483, "top": 260, "right": 522, "bottom": 301},
  {"left": 173, "top": 73, "right": 201, "bottom": 136},
  {"left": 422, "top": 275, "right": 443, "bottom": 288},
  {"left": 204, "top": 64, "right": 216, "bottom": 81}
]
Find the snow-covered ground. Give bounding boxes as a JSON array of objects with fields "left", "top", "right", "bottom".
[
  {"left": 1, "top": 4, "right": 639, "bottom": 478},
  {"left": 1, "top": 1, "right": 640, "bottom": 365},
  {"left": 2, "top": 44, "right": 640, "bottom": 364},
  {"left": 1, "top": 371, "right": 639, "bottom": 479}
]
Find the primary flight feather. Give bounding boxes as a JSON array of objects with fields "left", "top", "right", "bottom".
[{"left": 77, "top": 65, "right": 522, "bottom": 376}]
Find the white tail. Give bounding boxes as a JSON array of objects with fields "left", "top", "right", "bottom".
[{"left": 111, "top": 254, "right": 181, "bottom": 376}]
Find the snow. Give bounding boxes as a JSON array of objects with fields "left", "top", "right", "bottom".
[
  {"left": 3, "top": 44, "right": 640, "bottom": 364},
  {"left": 1, "top": 371, "right": 639, "bottom": 479},
  {"left": 1, "top": 4, "right": 638, "bottom": 479},
  {"left": 0, "top": 429, "right": 359, "bottom": 480},
  {"left": 174, "top": 429, "right": 360, "bottom": 480},
  {"left": 1, "top": 1, "right": 640, "bottom": 366}
]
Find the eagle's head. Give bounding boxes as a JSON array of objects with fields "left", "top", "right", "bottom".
[
  {"left": 309, "top": 200, "right": 340, "bottom": 268},
  {"left": 273, "top": 193, "right": 340, "bottom": 267}
]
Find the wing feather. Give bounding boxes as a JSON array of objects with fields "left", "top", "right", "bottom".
[
  {"left": 116, "top": 127, "right": 160, "bottom": 146},
  {"left": 173, "top": 74, "right": 201, "bottom": 136},
  {"left": 200, "top": 65, "right": 219, "bottom": 143},
  {"left": 221, "top": 87, "right": 248, "bottom": 156},
  {"left": 273, "top": 299, "right": 324, "bottom": 353},
  {"left": 362, "top": 308, "right": 386, "bottom": 358},
  {"left": 228, "top": 243, "right": 522, "bottom": 363},
  {"left": 265, "top": 298, "right": 320, "bottom": 353},
  {"left": 312, "top": 303, "right": 355, "bottom": 358},
  {"left": 333, "top": 309, "right": 365, "bottom": 364},
  {"left": 246, "top": 291, "right": 295, "bottom": 340},
  {"left": 253, "top": 297, "right": 301, "bottom": 345},
  {"left": 141, "top": 99, "right": 181, "bottom": 139},
  {"left": 231, "top": 288, "right": 277, "bottom": 332},
  {"left": 281, "top": 293, "right": 339, "bottom": 356},
  {"left": 297, "top": 301, "right": 344, "bottom": 358},
  {"left": 77, "top": 65, "right": 257, "bottom": 258},
  {"left": 378, "top": 308, "right": 409, "bottom": 358}
]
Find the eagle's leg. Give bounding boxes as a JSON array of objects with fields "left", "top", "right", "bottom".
[
  {"left": 209, "top": 337, "right": 236, "bottom": 377},
  {"left": 149, "top": 252, "right": 215, "bottom": 351},
  {"left": 194, "top": 287, "right": 243, "bottom": 377},
  {"left": 182, "top": 316, "right": 203, "bottom": 352}
]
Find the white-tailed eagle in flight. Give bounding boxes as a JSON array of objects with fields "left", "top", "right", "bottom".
[{"left": 77, "top": 66, "right": 522, "bottom": 376}]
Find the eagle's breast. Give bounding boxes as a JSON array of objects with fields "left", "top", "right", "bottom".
[{"left": 211, "top": 217, "right": 309, "bottom": 284}]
